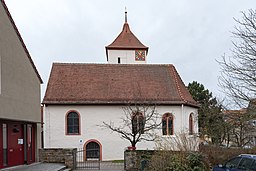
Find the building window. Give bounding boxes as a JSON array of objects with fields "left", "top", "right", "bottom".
[
  {"left": 162, "top": 113, "right": 173, "bottom": 135},
  {"left": 118, "top": 57, "right": 121, "bottom": 64},
  {"left": 66, "top": 111, "right": 80, "bottom": 135},
  {"left": 189, "top": 113, "right": 194, "bottom": 135},
  {"left": 132, "top": 112, "right": 144, "bottom": 134}
]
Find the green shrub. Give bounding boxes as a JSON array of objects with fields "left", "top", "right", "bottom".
[
  {"left": 187, "top": 152, "right": 205, "bottom": 169},
  {"left": 146, "top": 151, "right": 208, "bottom": 171}
]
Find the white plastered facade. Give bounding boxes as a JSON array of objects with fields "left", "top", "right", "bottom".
[
  {"left": 107, "top": 49, "right": 147, "bottom": 64},
  {"left": 44, "top": 104, "right": 198, "bottom": 160}
]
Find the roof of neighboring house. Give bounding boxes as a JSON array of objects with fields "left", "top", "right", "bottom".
[
  {"left": 223, "top": 108, "right": 247, "bottom": 116},
  {"left": 1, "top": 0, "right": 43, "bottom": 83},
  {"left": 223, "top": 109, "right": 248, "bottom": 124},
  {"left": 43, "top": 63, "right": 198, "bottom": 107}
]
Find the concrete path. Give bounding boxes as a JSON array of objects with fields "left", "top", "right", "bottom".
[
  {"left": 0, "top": 162, "right": 67, "bottom": 171},
  {"left": 74, "top": 161, "right": 125, "bottom": 171},
  {"left": 1, "top": 162, "right": 125, "bottom": 171}
]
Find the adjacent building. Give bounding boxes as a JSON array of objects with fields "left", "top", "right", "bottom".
[{"left": 0, "top": 0, "right": 42, "bottom": 168}]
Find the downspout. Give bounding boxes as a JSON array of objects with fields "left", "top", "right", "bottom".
[{"left": 181, "top": 104, "right": 184, "bottom": 132}]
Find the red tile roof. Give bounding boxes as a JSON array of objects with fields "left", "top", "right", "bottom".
[
  {"left": 105, "top": 22, "right": 149, "bottom": 60},
  {"left": 1, "top": 0, "right": 43, "bottom": 83},
  {"left": 223, "top": 109, "right": 247, "bottom": 118},
  {"left": 43, "top": 63, "right": 198, "bottom": 107},
  {"left": 106, "top": 22, "right": 148, "bottom": 49},
  {"left": 223, "top": 109, "right": 247, "bottom": 125}
]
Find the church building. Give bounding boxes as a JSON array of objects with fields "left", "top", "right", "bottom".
[{"left": 42, "top": 11, "right": 199, "bottom": 160}]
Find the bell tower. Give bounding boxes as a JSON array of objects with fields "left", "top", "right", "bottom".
[{"left": 105, "top": 10, "right": 148, "bottom": 64}]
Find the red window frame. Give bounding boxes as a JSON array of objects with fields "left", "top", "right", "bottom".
[
  {"left": 132, "top": 112, "right": 145, "bottom": 134},
  {"left": 162, "top": 113, "right": 174, "bottom": 135},
  {"left": 189, "top": 113, "right": 194, "bottom": 135},
  {"left": 65, "top": 110, "right": 81, "bottom": 135}
]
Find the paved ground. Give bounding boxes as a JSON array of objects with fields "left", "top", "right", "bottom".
[
  {"left": 0, "top": 162, "right": 125, "bottom": 171},
  {"left": 74, "top": 161, "right": 125, "bottom": 171},
  {"left": 0, "top": 162, "right": 67, "bottom": 171}
]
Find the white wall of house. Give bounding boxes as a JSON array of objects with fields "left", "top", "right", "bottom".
[
  {"left": 44, "top": 105, "right": 198, "bottom": 160},
  {"left": 107, "top": 49, "right": 147, "bottom": 64}
]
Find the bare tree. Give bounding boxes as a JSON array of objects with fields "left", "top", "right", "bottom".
[
  {"left": 221, "top": 99, "right": 256, "bottom": 148},
  {"left": 100, "top": 103, "right": 161, "bottom": 148},
  {"left": 218, "top": 9, "right": 256, "bottom": 107},
  {"left": 156, "top": 131, "right": 199, "bottom": 152},
  {"left": 224, "top": 109, "right": 254, "bottom": 147}
]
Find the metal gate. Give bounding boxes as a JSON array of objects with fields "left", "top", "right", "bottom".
[{"left": 73, "top": 145, "right": 100, "bottom": 169}]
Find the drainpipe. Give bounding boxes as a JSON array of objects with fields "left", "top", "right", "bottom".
[{"left": 181, "top": 104, "right": 184, "bottom": 132}]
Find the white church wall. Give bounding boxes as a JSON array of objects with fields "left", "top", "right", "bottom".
[
  {"left": 184, "top": 105, "right": 199, "bottom": 134},
  {"left": 107, "top": 49, "right": 146, "bottom": 64},
  {"left": 44, "top": 104, "right": 198, "bottom": 160}
]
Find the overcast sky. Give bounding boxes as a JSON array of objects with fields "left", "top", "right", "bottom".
[{"left": 4, "top": 0, "right": 256, "bottom": 100}]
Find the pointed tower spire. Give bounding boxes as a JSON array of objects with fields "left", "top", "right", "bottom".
[
  {"left": 105, "top": 10, "right": 149, "bottom": 64},
  {"left": 125, "top": 7, "right": 127, "bottom": 23}
]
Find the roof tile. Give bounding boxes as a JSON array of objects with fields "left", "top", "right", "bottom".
[
  {"left": 106, "top": 22, "right": 148, "bottom": 50},
  {"left": 43, "top": 63, "right": 198, "bottom": 107}
]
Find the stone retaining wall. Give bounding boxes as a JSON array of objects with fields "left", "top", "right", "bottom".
[
  {"left": 124, "top": 150, "right": 154, "bottom": 171},
  {"left": 39, "top": 148, "right": 77, "bottom": 169}
]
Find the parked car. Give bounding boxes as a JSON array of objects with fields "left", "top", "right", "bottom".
[{"left": 212, "top": 154, "right": 256, "bottom": 171}]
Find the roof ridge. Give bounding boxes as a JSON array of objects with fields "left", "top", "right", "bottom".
[
  {"left": 52, "top": 62, "right": 174, "bottom": 67},
  {"left": 168, "top": 65, "right": 187, "bottom": 103},
  {"left": 1, "top": 0, "right": 43, "bottom": 83}
]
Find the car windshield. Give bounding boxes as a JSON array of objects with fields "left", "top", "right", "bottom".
[
  {"left": 237, "top": 158, "right": 254, "bottom": 170},
  {"left": 225, "top": 157, "right": 242, "bottom": 168},
  {"left": 250, "top": 160, "right": 256, "bottom": 171}
]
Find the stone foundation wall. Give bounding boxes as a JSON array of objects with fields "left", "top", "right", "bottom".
[
  {"left": 39, "top": 148, "right": 77, "bottom": 169},
  {"left": 124, "top": 150, "right": 154, "bottom": 171}
]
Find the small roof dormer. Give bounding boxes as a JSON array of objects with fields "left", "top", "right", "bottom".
[{"left": 105, "top": 10, "right": 148, "bottom": 64}]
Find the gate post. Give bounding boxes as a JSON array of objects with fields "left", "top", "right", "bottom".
[
  {"left": 73, "top": 149, "right": 77, "bottom": 170},
  {"left": 124, "top": 150, "right": 126, "bottom": 170}
]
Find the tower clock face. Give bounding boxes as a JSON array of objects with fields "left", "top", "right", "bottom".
[{"left": 135, "top": 50, "right": 145, "bottom": 61}]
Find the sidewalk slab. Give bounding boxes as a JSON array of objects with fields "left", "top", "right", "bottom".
[{"left": 0, "top": 162, "right": 66, "bottom": 171}]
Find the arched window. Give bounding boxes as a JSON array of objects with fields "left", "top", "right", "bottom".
[
  {"left": 66, "top": 111, "right": 80, "bottom": 135},
  {"left": 162, "top": 113, "right": 173, "bottom": 135},
  {"left": 189, "top": 113, "right": 194, "bottom": 135},
  {"left": 132, "top": 112, "right": 145, "bottom": 134}
]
